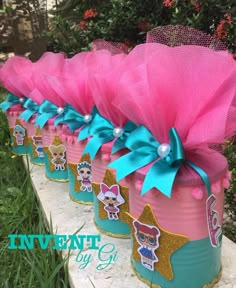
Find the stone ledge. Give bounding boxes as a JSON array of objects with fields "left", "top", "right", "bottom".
[{"left": 24, "top": 157, "right": 236, "bottom": 288}]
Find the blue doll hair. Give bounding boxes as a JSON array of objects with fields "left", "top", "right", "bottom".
[
  {"left": 77, "top": 161, "right": 91, "bottom": 171},
  {"left": 14, "top": 125, "right": 25, "bottom": 136}
]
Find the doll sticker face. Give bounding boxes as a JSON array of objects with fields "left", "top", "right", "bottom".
[
  {"left": 77, "top": 161, "right": 92, "bottom": 192},
  {"left": 49, "top": 144, "right": 66, "bottom": 171},
  {"left": 97, "top": 183, "right": 125, "bottom": 220},
  {"left": 13, "top": 125, "right": 25, "bottom": 145},
  {"left": 133, "top": 220, "right": 160, "bottom": 271},
  {"left": 32, "top": 136, "right": 44, "bottom": 158}
]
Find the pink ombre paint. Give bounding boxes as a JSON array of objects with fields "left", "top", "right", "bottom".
[
  {"left": 40, "top": 118, "right": 63, "bottom": 147},
  {"left": 128, "top": 171, "right": 224, "bottom": 241},
  {"left": 92, "top": 141, "right": 131, "bottom": 186},
  {"left": 60, "top": 125, "right": 86, "bottom": 163}
]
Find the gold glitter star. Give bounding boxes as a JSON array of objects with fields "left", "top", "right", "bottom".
[
  {"left": 93, "top": 169, "right": 129, "bottom": 220},
  {"left": 44, "top": 135, "right": 67, "bottom": 171},
  {"left": 68, "top": 154, "right": 91, "bottom": 193},
  {"left": 126, "top": 204, "right": 189, "bottom": 280}
]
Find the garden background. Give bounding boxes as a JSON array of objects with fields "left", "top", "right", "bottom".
[{"left": 0, "top": 0, "right": 236, "bottom": 287}]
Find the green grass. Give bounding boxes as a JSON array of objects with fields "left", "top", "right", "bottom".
[{"left": 0, "top": 88, "right": 70, "bottom": 288}]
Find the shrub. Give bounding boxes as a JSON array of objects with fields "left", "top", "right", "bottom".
[{"left": 46, "top": 0, "right": 236, "bottom": 56}]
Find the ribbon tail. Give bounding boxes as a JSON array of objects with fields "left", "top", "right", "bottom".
[
  {"left": 19, "top": 110, "right": 35, "bottom": 122},
  {"left": 36, "top": 113, "right": 56, "bottom": 129},
  {"left": 108, "top": 150, "right": 157, "bottom": 182},
  {"left": 142, "top": 161, "right": 180, "bottom": 198},
  {"left": 82, "top": 134, "right": 114, "bottom": 160},
  {"left": 0, "top": 101, "right": 12, "bottom": 112},
  {"left": 186, "top": 160, "right": 211, "bottom": 197},
  {"left": 111, "top": 137, "right": 126, "bottom": 154},
  {"left": 54, "top": 114, "right": 65, "bottom": 127},
  {"left": 78, "top": 125, "right": 89, "bottom": 141}
]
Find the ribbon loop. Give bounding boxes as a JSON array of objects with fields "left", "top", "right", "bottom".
[
  {"left": 35, "top": 100, "right": 58, "bottom": 128},
  {"left": 109, "top": 125, "right": 212, "bottom": 198},
  {"left": 0, "top": 93, "right": 26, "bottom": 112},
  {"left": 54, "top": 104, "right": 86, "bottom": 131},
  {"left": 19, "top": 99, "right": 40, "bottom": 122},
  {"left": 82, "top": 114, "right": 114, "bottom": 159},
  {"left": 82, "top": 113, "right": 137, "bottom": 160}
]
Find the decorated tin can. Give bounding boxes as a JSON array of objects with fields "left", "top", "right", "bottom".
[
  {"left": 61, "top": 125, "right": 93, "bottom": 204},
  {"left": 23, "top": 115, "right": 44, "bottom": 165},
  {"left": 41, "top": 118, "right": 68, "bottom": 182},
  {"left": 125, "top": 164, "right": 230, "bottom": 288},
  {"left": 6, "top": 105, "right": 29, "bottom": 155},
  {"left": 92, "top": 141, "right": 131, "bottom": 238}
]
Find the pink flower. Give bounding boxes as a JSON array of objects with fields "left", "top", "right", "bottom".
[
  {"left": 83, "top": 8, "right": 98, "bottom": 19},
  {"left": 194, "top": 3, "right": 200, "bottom": 12},
  {"left": 215, "top": 14, "right": 232, "bottom": 40},
  {"left": 163, "top": 0, "right": 175, "bottom": 7},
  {"left": 79, "top": 20, "right": 89, "bottom": 30},
  {"left": 224, "top": 13, "right": 232, "bottom": 25}
]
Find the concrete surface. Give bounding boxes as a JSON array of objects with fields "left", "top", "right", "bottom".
[{"left": 24, "top": 157, "right": 236, "bottom": 288}]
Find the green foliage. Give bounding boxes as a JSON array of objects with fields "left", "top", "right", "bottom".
[
  {"left": 0, "top": 87, "right": 70, "bottom": 287},
  {"left": 46, "top": 0, "right": 169, "bottom": 55},
  {"left": 166, "top": 0, "right": 236, "bottom": 53},
  {"left": 46, "top": 0, "right": 236, "bottom": 56}
]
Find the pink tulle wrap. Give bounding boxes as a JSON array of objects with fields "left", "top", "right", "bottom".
[
  {"left": 0, "top": 56, "right": 33, "bottom": 98},
  {"left": 44, "top": 52, "right": 95, "bottom": 115},
  {"left": 89, "top": 51, "right": 129, "bottom": 127},
  {"left": 30, "top": 52, "right": 66, "bottom": 106},
  {"left": 113, "top": 43, "right": 236, "bottom": 184}
]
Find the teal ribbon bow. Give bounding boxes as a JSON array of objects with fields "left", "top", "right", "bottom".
[
  {"left": 19, "top": 99, "right": 40, "bottom": 122},
  {"left": 109, "top": 125, "right": 211, "bottom": 198},
  {"left": 0, "top": 93, "right": 26, "bottom": 112},
  {"left": 82, "top": 114, "right": 137, "bottom": 160},
  {"left": 54, "top": 104, "right": 92, "bottom": 134},
  {"left": 36, "top": 100, "right": 59, "bottom": 128}
]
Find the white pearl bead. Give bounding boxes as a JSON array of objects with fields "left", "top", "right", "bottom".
[
  {"left": 113, "top": 127, "right": 124, "bottom": 138},
  {"left": 19, "top": 97, "right": 25, "bottom": 103},
  {"left": 157, "top": 143, "right": 171, "bottom": 158},
  {"left": 83, "top": 114, "right": 92, "bottom": 123},
  {"left": 57, "top": 107, "right": 64, "bottom": 114}
]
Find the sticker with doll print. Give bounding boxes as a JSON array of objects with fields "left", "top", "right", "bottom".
[
  {"left": 133, "top": 220, "right": 160, "bottom": 271},
  {"left": 206, "top": 194, "right": 222, "bottom": 248},
  {"left": 93, "top": 169, "right": 129, "bottom": 222},
  {"left": 32, "top": 135, "right": 44, "bottom": 158},
  {"left": 10, "top": 119, "right": 28, "bottom": 147},
  {"left": 68, "top": 154, "right": 92, "bottom": 193},
  {"left": 97, "top": 183, "right": 125, "bottom": 220},
  {"left": 49, "top": 144, "right": 66, "bottom": 171},
  {"left": 125, "top": 204, "right": 189, "bottom": 280},
  {"left": 13, "top": 124, "right": 26, "bottom": 145},
  {"left": 77, "top": 161, "right": 92, "bottom": 192}
]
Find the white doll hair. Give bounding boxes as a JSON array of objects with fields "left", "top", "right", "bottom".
[{"left": 97, "top": 184, "right": 125, "bottom": 205}]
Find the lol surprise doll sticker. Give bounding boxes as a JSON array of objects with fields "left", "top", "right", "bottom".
[
  {"left": 97, "top": 183, "right": 125, "bottom": 220},
  {"left": 77, "top": 161, "right": 92, "bottom": 192},
  {"left": 13, "top": 125, "right": 25, "bottom": 145},
  {"left": 49, "top": 144, "right": 66, "bottom": 170},
  {"left": 133, "top": 220, "right": 160, "bottom": 271},
  {"left": 32, "top": 135, "right": 44, "bottom": 158},
  {"left": 206, "top": 194, "right": 222, "bottom": 248}
]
